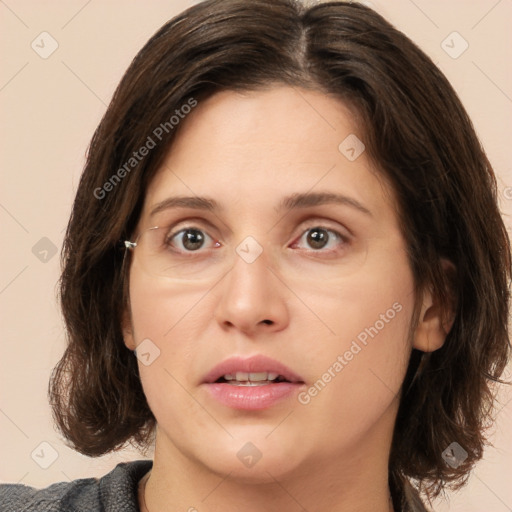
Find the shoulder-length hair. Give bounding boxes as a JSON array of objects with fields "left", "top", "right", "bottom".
[{"left": 49, "top": 0, "right": 511, "bottom": 507}]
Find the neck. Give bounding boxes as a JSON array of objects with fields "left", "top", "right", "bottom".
[{"left": 140, "top": 433, "right": 396, "bottom": 512}]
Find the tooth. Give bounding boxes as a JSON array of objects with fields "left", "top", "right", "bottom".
[
  {"left": 267, "top": 372, "right": 279, "bottom": 381},
  {"left": 248, "top": 372, "right": 268, "bottom": 382},
  {"left": 232, "top": 381, "right": 269, "bottom": 386},
  {"left": 223, "top": 374, "right": 234, "bottom": 381},
  {"left": 235, "top": 371, "right": 249, "bottom": 381}
]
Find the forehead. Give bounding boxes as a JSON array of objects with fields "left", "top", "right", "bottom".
[
  {"left": 165, "top": 86, "right": 362, "bottom": 159},
  {"left": 142, "top": 86, "right": 397, "bottom": 225}
]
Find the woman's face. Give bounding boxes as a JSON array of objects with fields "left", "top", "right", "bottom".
[{"left": 123, "top": 86, "right": 437, "bottom": 481}]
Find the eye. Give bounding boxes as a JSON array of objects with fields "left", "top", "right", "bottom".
[
  {"left": 164, "top": 223, "right": 349, "bottom": 255},
  {"left": 291, "top": 226, "right": 349, "bottom": 253},
  {"left": 166, "top": 227, "right": 220, "bottom": 253}
]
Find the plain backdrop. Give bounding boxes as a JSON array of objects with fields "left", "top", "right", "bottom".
[{"left": 1, "top": 1, "right": 511, "bottom": 511}]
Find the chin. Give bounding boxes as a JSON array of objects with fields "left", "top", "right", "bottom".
[
  {"left": 194, "top": 434, "right": 306, "bottom": 483},
  {"left": 209, "top": 456, "right": 299, "bottom": 485}
]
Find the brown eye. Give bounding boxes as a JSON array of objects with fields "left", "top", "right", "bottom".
[
  {"left": 306, "top": 227, "right": 330, "bottom": 250},
  {"left": 293, "top": 225, "right": 349, "bottom": 253},
  {"left": 180, "top": 229, "right": 206, "bottom": 251},
  {"left": 168, "top": 227, "right": 214, "bottom": 252}
]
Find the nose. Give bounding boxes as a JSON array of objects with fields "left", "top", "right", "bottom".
[{"left": 213, "top": 242, "right": 290, "bottom": 336}]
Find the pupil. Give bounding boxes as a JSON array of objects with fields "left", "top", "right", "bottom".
[
  {"left": 182, "top": 229, "right": 204, "bottom": 251},
  {"left": 308, "top": 228, "right": 328, "bottom": 249}
]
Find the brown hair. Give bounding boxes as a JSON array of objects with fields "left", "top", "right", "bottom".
[{"left": 49, "top": 0, "right": 511, "bottom": 507}]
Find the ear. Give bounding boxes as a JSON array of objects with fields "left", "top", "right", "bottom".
[
  {"left": 121, "top": 306, "right": 136, "bottom": 351},
  {"left": 413, "top": 258, "right": 457, "bottom": 352}
]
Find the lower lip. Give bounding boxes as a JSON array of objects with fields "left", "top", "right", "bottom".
[{"left": 203, "top": 382, "right": 303, "bottom": 410}]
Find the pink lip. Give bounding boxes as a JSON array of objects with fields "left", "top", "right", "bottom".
[{"left": 201, "top": 355, "right": 305, "bottom": 410}]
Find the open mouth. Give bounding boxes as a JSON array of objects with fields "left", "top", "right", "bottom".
[
  {"left": 214, "top": 372, "right": 293, "bottom": 386},
  {"left": 202, "top": 355, "right": 305, "bottom": 409}
]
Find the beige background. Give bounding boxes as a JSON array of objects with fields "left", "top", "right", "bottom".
[{"left": 1, "top": 1, "right": 511, "bottom": 510}]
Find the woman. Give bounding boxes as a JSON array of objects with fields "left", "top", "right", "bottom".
[{"left": 1, "top": 1, "right": 510, "bottom": 511}]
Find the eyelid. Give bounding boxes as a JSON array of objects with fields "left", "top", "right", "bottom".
[
  {"left": 295, "top": 217, "right": 352, "bottom": 238},
  {"left": 165, "top": 217, "right": 220, "bottom": 237},
  {"left": 166, "top": 217, "right": 352, "bottom": 241},
  {"left": 293, "top": 213, "right": 356, "bottom": 239}
]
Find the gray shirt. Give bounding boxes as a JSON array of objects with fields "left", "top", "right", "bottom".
[
  {"left": 0, "top": 460, "right": 429, "bottom": 511},
  {"left": 0, "top": 460, "right": 151, "bottom": 512}
]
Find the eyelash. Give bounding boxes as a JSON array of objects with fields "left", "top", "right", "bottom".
[{"left": 165, "top": 222, "right": 350, "bottom": 257}]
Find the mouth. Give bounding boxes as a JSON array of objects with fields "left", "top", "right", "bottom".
[
  {"left": 214, "top": 371, "right": 295, "bottom": 386},
  {"left": 201, "top": 355, "right": 305, "bottom": 410},
  {"left": 202, "top": 355, "right": 304, "bottom": 385}
]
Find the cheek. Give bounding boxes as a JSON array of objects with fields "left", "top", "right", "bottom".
[
  {"left": 128, "top": 265, "right": 208, "bottom": 340},
  {"left": 292, "top": 296, "right": 413, "bottom": 459},
  {"left": 291, "top": 243, "right": 415, "bottom": 435},
  {"left": 298, "top": 283, "right": 413, "bottom": 399},
  {"left": 127, "top": 271, "right": 206, "bottom": 418},
  {"left": 289, "top": 235, "right": 415, "bottom": 361}
]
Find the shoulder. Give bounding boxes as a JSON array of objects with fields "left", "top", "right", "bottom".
[{"left": 0, "top": 459, "right": 152, "bottom": 512}]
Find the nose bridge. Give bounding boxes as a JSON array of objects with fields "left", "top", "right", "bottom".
[
  {"left": 214, "top": 232, "right": 288, "bottom": 332},
  {"left": 228, "top": 233, "right": 275, "bottom": 298}
]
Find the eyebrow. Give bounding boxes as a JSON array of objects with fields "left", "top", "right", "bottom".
[{"left": 150, "top": 191, "right": 372, "bottom": 217}]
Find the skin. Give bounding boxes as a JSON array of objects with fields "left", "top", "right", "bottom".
[{"left": 122, "top": 86, "right": 452, "bottom": 512}]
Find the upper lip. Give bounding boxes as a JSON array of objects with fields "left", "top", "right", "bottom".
[{"left": 202, "top": 355, "right": 304, "bottom": 384}]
